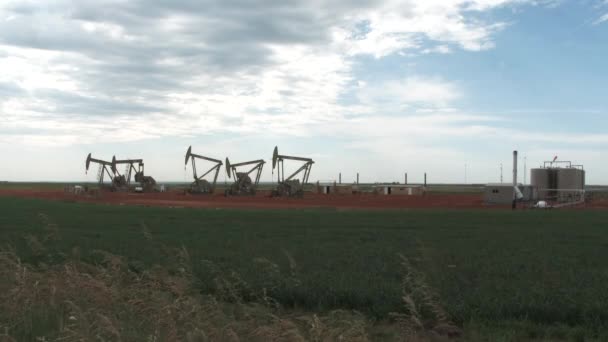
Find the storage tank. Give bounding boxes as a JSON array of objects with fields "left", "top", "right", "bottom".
[
  {"left": 548, "top": 168, "right": 559, "bottom": 190},
  {"left": 531, "top": 168, "right": 558, "bottom": 200},
  {"left": 531, "top": 168, "right": 559, "bottom": 190},
  {"left": 531, "top": 159, "right": 586, "bottom": 202},
  {"left": 531, "top": 168, "right": 549, "bottom": 190},
  {"left": 557, "top": 168, "right": 585, "bottom": 190}
]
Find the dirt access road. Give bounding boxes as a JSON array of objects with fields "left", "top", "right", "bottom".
[{"left": 0, "top": 188, "right": 492, "bottom": 210}]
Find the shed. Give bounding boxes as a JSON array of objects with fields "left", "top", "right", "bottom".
[
  {"left": 315, "top": 182, "right": 353, "bottom": 195},
  {"left": 376, "top": 185, "right": 424, "bottom": 196},
  {"left": 484, "top": 183, "right": 535, "bottom": 204}
]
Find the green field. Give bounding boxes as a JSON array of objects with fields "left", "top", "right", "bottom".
[{"left": 1, "top": 196, "right": 608, "bottom": 340}]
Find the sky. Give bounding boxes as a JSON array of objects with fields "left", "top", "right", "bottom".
[{"left": 0, "top": 0, "right": 607, "bottom": 184}]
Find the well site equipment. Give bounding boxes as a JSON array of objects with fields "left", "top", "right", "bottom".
[
  {"left": 377, "top": 185, "right": 424, "bottom": 196},
  {"left": 224, "top": 157, "right": 265, "bottom": 196},
  {"left": 484, "top": 183, "right": 533, "bottom": 205},
  {"left": 271, "top": 146, "right": 314, "bottom": 198},
  {"left": 531, "top": 159, "right": 585, "bottom": 205},
  {"left": 112, "top": 156, "right": 157, "bottom": 192},
  {"left": 184, "top": 146, "right": 222, "bottom": 194},
  {"left": 484, "top": 150, "right": 526, "bottom": 206},
  {"left": 85, "top": 153, "right": 123, "bottom": 190}
]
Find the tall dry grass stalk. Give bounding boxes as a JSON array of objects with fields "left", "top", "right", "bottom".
[
  {"left": 389, "top": 253, "right": 462, "bottom": 340},
  {"left": 0, "top": 214, "right": 460, "bottom": 341}
]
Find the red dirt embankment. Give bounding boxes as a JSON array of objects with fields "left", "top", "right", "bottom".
[{"left": 0, "top": 188, "right": 493, "bottom": 210}]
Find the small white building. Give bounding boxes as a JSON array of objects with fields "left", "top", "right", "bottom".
[
  {"left": 375, "top": 185, "right": 425, "bottom": 196},
  {"left": 315, "top": 182, "right": 353, "bottom": 194},
  {"left": 484, "top": 183, "right": 535, "bottom": 204}
]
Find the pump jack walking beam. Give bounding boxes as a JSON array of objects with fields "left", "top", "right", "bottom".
[
  {"left": 270, "top": 146, "right": 314, "bottom": 197},
  {"left": 185, "top": 146, "right": 223, "bottom": 193},
  {"left": 112, "top": 156, "right": 156, "bottom": 192},
  {"left": 85, "top": 153, "right": 115, "bottom": 185},
  {"left": 226, "top": 158, "right": 265, "bottom": 185},
  {"left": 272, "top": 146, "right": 314, "bottom": 184},
  {"left": 111, "top": 156, "right": 144, "bottom": 187},
  {"left": 224, "top": 157, "right": 265, "bottom": 196}
]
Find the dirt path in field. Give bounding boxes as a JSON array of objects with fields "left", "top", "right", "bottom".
[
  {"left": 5, "top": 188, "right": 608, "bottom": 210},
  {"left": 2, "top": 188, "right": 607, "bottom": 210},
  {"left": 584, "top": 198, "right": 608, "bottom": 209},
  {"left": 0, "top": 188, "right": 495, "bottom": 210}
]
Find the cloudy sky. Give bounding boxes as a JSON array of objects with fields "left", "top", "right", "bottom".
[{"left": 0, "top": 0, "right": 607, "bottom": 184}]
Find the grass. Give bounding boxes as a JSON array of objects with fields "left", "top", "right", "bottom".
[
  {"left": 0, "top": 182, "right": 79, "bottom": 190},
  {"left": 2, "top": 196, "right": 608, "bottom": 340},
  {"left": 0, "top": 241, "right": 384, "bottom": 341}
]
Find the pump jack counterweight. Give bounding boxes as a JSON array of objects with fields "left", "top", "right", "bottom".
[
  {"left": 112, "top": 156, "right": 157, "bottom": 192},
  {"left": 224, "top": 157, "right": 265, "bottom": 196}
]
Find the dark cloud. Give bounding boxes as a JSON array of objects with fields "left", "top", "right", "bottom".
[
  {"left": 0, "top": 0, "right": 345, "bottom": 108},
  {"left": 0, "top": 0, "right": 514, "bottom": 135}
]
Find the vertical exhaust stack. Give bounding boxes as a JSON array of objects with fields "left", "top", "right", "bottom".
[
  {"left": 512, "top": 150, "right": 518, "bottom": 209},
  {"left": 524, "top": 156, "right": 527, "bottom": 185}
]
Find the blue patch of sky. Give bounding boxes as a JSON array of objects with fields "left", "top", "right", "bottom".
[{"left": 343, "top": 1, "right": 608, "bottom": 134}]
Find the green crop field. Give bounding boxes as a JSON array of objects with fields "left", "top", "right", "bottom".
[
  {"left": 0, "top": 182, "right": 74, "bottom": 190},
  {"left": 1, "top": 196, "right": 608, "bottom": 341}
]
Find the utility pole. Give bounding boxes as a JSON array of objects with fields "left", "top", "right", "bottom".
[
  {"left": 500, "top": 163, "right": 503, "bottom": 183},
  {"left": 512, "top": 151, "right": 518, "bottom": 210},
  {"left": 465, "top": 163, "right": 467, "bottom": 184}
]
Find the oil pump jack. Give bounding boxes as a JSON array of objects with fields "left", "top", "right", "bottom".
[
  {"left": 111, "top": 156, "right": 157, "bottom": 192},
  {"left": 85, "top": 153, "right": 121, "bottom": 189},
  {"left": 271, "top": 146, "right": 314, "bottom": 197},
  {"left": 184, "top": 146, "right": 222, "bottom": 194},
  {"left": 224, "top": 157, "right": 265, "bottom": 196}
]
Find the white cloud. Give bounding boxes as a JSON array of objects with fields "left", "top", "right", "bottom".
[
  {"left": 594, "top": 13, "right": 608, "bottom": 24},
  {"left": 356, "top": 77, "right": 461, "bottom": 110},
  {"left": 0, "top": 0, "right": 536, "bottom": 148},
  {"left": 422, "top": 45, "right": 452, "bottom": 54},
  {"left": 593, "top": 0, "right": 608, "bottom": 24},
  {"left": 3, "top": 0, "right": 602, "bottom": 183},
  {"left": 336, "top": 0, "right": 516, "bottom": 57}
]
